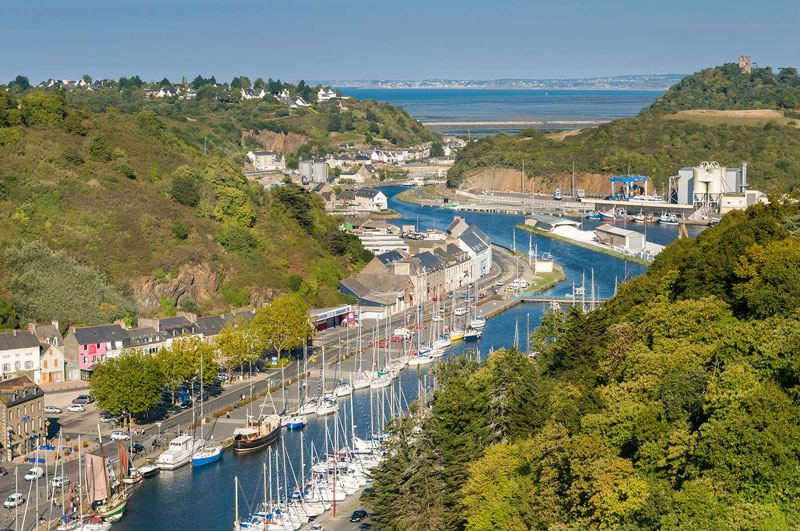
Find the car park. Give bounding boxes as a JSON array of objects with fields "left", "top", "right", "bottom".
[
  {"left": 110, "top": 431, "right": 130, "bottom": 441},
  {"left": 24, "top": 467, "right": 43, "bottom": 481},
  {"left": 3, "top": 493, "right": 24, "bottom": 508},
  {"left": 67, "top": 404, "right": 86, "bottom": 413},
  {"left": 72, "top": 395, "right": 94, "bottom": 405},
  {"left": 51, "top": 475, "right": 70, "bottom": 489},
  {"left": 44, "top": 406, "right": 62, "bottom": 414},
  {"left": 349, "top": 510, "right": 368, "bottom": 522}
]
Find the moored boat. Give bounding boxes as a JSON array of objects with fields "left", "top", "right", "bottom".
[
  {"left": 192, "top": 443, "right": 224, "bottom": 467},
  {"left": 233, "top": 415, "right": 281, "bottom": 454},
  {"left": 156, "top": 435, "right": 202, "bottom": 470},
  {"left": 139, "top": 462, "right": 159, "bottom": 478},
  {"left": 658, "top": 212, "right": 680, "bottom": 225}
]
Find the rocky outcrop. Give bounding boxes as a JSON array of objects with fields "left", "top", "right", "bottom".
[
  {"left": 243, "top": 130, "right": 310, "bottom": 155},
  {"left": 132, "top": 263, "right": 221, "bottom": 314},
  {"left": 462, "top": 167, "right": 614, "bottom": 195}
]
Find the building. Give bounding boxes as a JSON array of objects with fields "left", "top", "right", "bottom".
[
  {"left": 354, "top": 232, "right": 409, "bottom": 254},
  {"left": 317, "top": 88, "right": 337, "bottom": 102},
  {"left": 339, "top": 274, "right": 410, "bottom": 320},
  {"left": 0, "top": 330, "right": 42, "bottom": 381},
  {"left": 524, "top": 214, "right": 580, "bottom": 232},
  {"left": 670, "top": 162, "right": 749, "bottom": 209},
  {"left": 594, "top": 224, "right": 645, "bottom": 251},
  {"left": 30, "top": 322, "right": 63, "bottom": 348},
  {"left": 739, "top": 55, "right": 752, "bottom": 74},
  {"left": 63, "top": 324, "right": 129, "bottom": 377},
  {"left": 353, "top": 188, "right": 388, "bottom": 211},
  {"left": 247, "top": 151, "right": 286, "bottom": 172},
  {"left": 457, "top": 225, "right": 492, "bottom": 278},
  {"left": 39, "top": 345, "right": 65, "bottom": 384},
  {"left": 0, "top": 376, "right": 45, "bottom": 461},
  {"left": 241, "top": 88, "right": 267, "bottom": 100},
  {"left": 125, "top": 327, "right": 163, "bottom": 355},
  {"left": 138, "top": 316, "right": 197, "bottom": 347},
  {"left": 308, "top": 305, "right": 357, "bottom": 332},
  {"left": 719, "top": 190, "right": 769, "bottom": 214},
  {"left": 299, "top": 159, "right": 329, "bottom": 184},
  {"left": 192, "top": 310, "right": 255, "bottom": 345}
]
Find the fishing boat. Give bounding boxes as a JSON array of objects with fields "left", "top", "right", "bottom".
[
  {"left": 599, "top": 208, "right": 630, "bottom": 222},
  {"left": 633, "top": 212, "right": 646, "bottom": 223},
  {"left": 553, "top": 188, "right": 563, "bottom": 200},
  {"left": 658, "top": 212, "right": 680, "bottom": 225},
  {"left": 139, "top": 462, "right": 159, "bottom": 478},
  {"left": 157, "top": 434, "right": 202, "bottom": 470},
  {"left": 586, "top": 210, "right": 602, "bottom": 221},
  {"left": 233, "top": 412, "right": 281, "bottom": 454}
]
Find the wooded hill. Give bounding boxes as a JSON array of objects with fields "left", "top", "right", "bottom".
[
  {"left": 645, "top": 62, "right": 800, "bottom": 112},
  {"left": 447, "top": 62, "right": 800, "bottom": 192},
  {"left": 368, "top": 197, "right": 800, "bottom": 530},
  {"left": 0, "top": 88, "right": 375, "bottom": 329}
]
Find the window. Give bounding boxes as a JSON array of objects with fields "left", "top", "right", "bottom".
[
  {"left": 54, "top": 359, "right": 58, "bottom": 367},
  {"left": 24, "top": 361, "right": 33, "bottom": 370},
  {"left": 39, "top": 417, "right": 42, "bottom": 428},
  {"left": 2, "top": 364, "right": 9, "bottom": 372},
  {"left": 96, "top": 343, "right": 100, "bottom": 349},
  {"left": 23, "top": 406, "right": 27, "bottom": 416},
  {"left": 43, "top": 360, "right": 48, "bottom": 369},
  {"left": 14, "top": 361, "right": 20, "bottom": 371},
  {"left": 16, "top": 424, "right": 20, "bottom": 435}
]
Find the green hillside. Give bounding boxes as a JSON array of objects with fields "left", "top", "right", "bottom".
[
  {"left": 447, "top": 113, "right": 800, "bottom": 190},
  {"left": 646, "top": 62, "right": 800, "bottom": 112},
  {"left": 369, "top": 197, "right": 800, "bottom": 530},
  {"left": 0, "top": 88, "right": 374, "bottom": 328}
]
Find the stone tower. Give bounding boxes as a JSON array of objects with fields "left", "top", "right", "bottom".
[{"left": 739, "top": 56, "right": 752, "bottom": 74}]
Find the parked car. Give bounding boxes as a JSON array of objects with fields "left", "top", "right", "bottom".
[
  {"left": 478, "top": 292, "right": 487, "bottom": 299},
  {"left": 72, "top": 395, "right": 94, "bottom": 405},
  {"left": 376, "top": 341, "right": 387, "bottom": 348},
  {"left": 110, "top": 430, "right": 130, "bottom": 441},
  {"left": 454, "top": 307, "right": 468, "bottom": 316},
  {"left": 51, "top": 475, "right": 70, "bottom": 489},
  {"left": 389, "top": 336, "right": 402, "bottom": 343},
  {"left": 496, "top": 280, "right": 505, "bottom": 286},
  {"left": 349, "top": 510, "right": 368, "bottom": 522},
  {"left": 0, "top": 467, "right": 8, "bottom": 476},
  {"left": 129, "top": 443, "right": 145, "bottom": 454},
  {"left": 3, "top": 493, "right": 24, "bottom": 508},
  {"left": 44, "top": 405, "right": 62, "bottom": 415},
  {"left": 432, "top": 315, "right": 443, "bottom": 322},
  {"left": 24, "top": 467, "right": 43, "bottom": 481},
  {"left": 66, "top": 404, "right": 86, "bottom": 413},
  {"left": 310, "top": 525, "right": 324, "bottom": 531}
]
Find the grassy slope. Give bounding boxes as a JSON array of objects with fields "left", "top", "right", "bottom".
[{"left": 0, "top": 107, "right": 367, "bottom": 320}]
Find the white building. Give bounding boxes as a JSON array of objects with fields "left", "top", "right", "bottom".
[
  {"left": 247, "top": 151, "right": 286, "bottom": 172},
  {"left": 299, "top": 159, "right": 329, "bottom": 183},
  {"left": 353, "top": 188, "right": 388, "bottom": 211},
  {"left": 317, "top": 88, "right": 337, "bottom": 102},
  {"left": 0, "top": 331, "right": 42, "bottom": 380}
]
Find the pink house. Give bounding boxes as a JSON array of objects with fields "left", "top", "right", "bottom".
[{"left": 63, "top": 324, "right": 130, "bottom": 378}]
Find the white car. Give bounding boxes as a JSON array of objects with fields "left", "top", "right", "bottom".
[
  {"left": 24, "top": 467, "right": 43, "bottom": 481},
  {"left": 66, "top": 404, "right": 86, "bottom": 413},
  {"left": 110, "top": 430, "right": 130, "bottom": 441},
  {"left": 310, "top": 525, "right": 324, "bottom": 531},
  {"left": 44, "top": 405, "right": 62, "bottom": 414},
  {"left": 3, "top": 493, "right": 24, "bottom": 508},
  {"left": 496, "top": 280, "right": 505, "bottom": 286},
  {"left": 454, "top": 307, "right": 468, "bottom": 316},
  {"left": 51, "top": 475, "right": 70, "bottom": 489},
  {"left": 432, "top": 315, "right": 443, "bottom": 322}
]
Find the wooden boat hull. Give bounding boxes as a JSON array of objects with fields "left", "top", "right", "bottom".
[{"left": 233, "top": 425, "right": 280, "bottom": 454}]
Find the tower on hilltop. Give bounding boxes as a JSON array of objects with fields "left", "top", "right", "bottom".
[{"left": 739, "top": 55, "right": 752, "bottom": 74}]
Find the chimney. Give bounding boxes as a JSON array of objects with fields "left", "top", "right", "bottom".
[
  {"left": 69, "top": 326, "right": 76, "bottom": 334},
  {"left": 27, "top": 323, "right": 36, "bottom": 333},
  {"left": 12, "top": 330, "right": 16, "bottom": 337},
  {"left": 51, "top": 320, "right": 59, "bottom": 331}
]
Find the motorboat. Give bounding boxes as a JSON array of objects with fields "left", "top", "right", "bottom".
[
  {"left": 633, "top": 212, "right": 646, "bottom": 223},
  {"left": 553, "top": 188, "right": 563, "bottom": 200},
  {"left": 586, "top": 211, "right": 602, "bottom": 221},
  {"left": 122, "top": 466, "right": 142, "bottom": 484},
  {"left": 139, "top": 461, "right": 159, "bottom": 478},
  {"left": 192, "top": 442, "right": 224, "bottom": 467},
  {"left": 469, "top": 317, "right": 486, "bottom": 329},
  {"left": 157, "top": 435, "right": 203, "bottom": 470},
  {"left": 599, "top": 208, "right": 630, "bottom": 222},
  {"left": 233, "top": 415, "right": 281, "bottom": 454},
  {"left": 659, "top": 212, "right": 680, "bottom": 225}
]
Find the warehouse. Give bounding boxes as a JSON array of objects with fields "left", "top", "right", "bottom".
[
  {"left": 594, "top": 224, "right": 645, "bottom": 251},
  {"left": 524, "top": 214, "right": 580, "bottom": 232}
]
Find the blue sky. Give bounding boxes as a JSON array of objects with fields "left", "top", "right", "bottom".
[{"left": 2, "top": 0, "right": 799, "bottom": 83}]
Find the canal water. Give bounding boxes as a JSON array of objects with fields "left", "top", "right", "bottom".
[{"left": 115, "top": 186, "right": 701, "bottom": 530}]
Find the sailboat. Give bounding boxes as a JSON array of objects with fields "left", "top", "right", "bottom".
[
  {"left": 282, "top": 356, "right": 308, "bottom": 429},
  {"left": 193, "top": 351, "right": 224, "bottom": 467},
  {"left": 86, "top": 438, "right": 131, "bottom": 523},
  {"left": 468, "top": 272, "right": 486, "bottom": 329}
]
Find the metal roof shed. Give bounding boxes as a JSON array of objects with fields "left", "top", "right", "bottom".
[{"left": 594, "top": 224, "right": 645, "bottom": 250}]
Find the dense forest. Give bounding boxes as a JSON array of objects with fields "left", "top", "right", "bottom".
[
  {"left": 646, "top": 63, "right": 800, "bottom": 112},
  {"left": 447, "top": 62, "right": 800, "bottom": 191},
  {"left": 0, "top": 86, "right": 375, "bottom": 329},
  {"left": 368, "top": 197, "right": 800, "bottom": 529}
]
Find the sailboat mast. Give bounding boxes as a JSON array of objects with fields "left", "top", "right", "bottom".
[{"left": 234, "top": 476, "right": 239, "bottom": 525}]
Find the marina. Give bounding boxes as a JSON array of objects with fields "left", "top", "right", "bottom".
[{"left": 69, "top": 185, "right": 694, "bottom": 531}]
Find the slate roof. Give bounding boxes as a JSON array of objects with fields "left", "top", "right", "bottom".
[
  {"left": 415, "top": 251, "right": 445, "bottom": 272},
  {"left": 126, "top": 327, "right": 161, "bottom": 345},
  {"left": 0, "top": 331, "right": 41, "bottom": 351},
  {"left": 376, "top": 250, "right": 406, "bottom": 265},
  {"left": 0, "top": 376, "right": 43, "bottom": 406},
  {"left": 33, "top": 324, "right": 63, "bottom": 346},
  {"left": 72, "top": 324, "right": 128, "bottom": 345},
  {"left": 354, "top": 188, "right": 381, "bottom": 199},
  {"left": 459, "top": 225, "right": 491, "bottom": 254}
]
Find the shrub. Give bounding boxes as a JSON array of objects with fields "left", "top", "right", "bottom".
[
  {"left": 170, "top": 166, "right": 201, "bottom": 207},
  {"left": 159, "top": 295, "right": 177, "bottom": 318},
  {"left": 20, "top": 92, "right": 66, "bottom": 126},
  {"left": 171, "top": 220, "right": 188, "bottom": 240},
  {"left": 177, "top": 293, "right": 199, "bottom": 314},
  {"left": 88, "top": 134, "right": 113, "bottom": 162},
  {"left": 221, "top": 283, "right": 250, "bottom": 307}
]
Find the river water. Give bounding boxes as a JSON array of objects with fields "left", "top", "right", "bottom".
[{"left": 115, "top": 186, "right": 701, "bottom": 530}]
